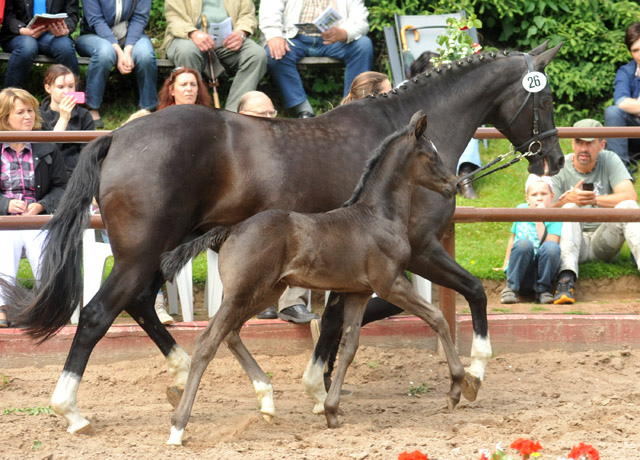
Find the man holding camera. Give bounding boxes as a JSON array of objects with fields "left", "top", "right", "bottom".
[{"left": 550, "top": 118, "right": 640, "bottom": 304}]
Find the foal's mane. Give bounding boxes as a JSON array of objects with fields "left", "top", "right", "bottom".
[{"left": 342, "top": 122, "right": 415, "bottom": 207}]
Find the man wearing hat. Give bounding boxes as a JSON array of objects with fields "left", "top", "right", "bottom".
[{"left": 549, "top": 118, "right": 640, "bottom": 304}]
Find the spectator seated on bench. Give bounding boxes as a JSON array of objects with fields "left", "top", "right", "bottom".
[
  {"left": 259, "top": 0, "right": 373, "bottom": 118},
  {"left": 0, "top": 0, "right": 79, "bottom": 89},
  {"left": 162, "top": 0, "right": 266, "bottom": 112},
  {"left": 75, "top": 0, "right": 158, "bottom": 128}
]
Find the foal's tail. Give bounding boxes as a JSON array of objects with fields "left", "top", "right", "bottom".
[
  {"left": 2, "top": 135, "right": 113, "bottom": 341},
  {"left": 161, "top": 226, "right": 230, "bottom": 280}
]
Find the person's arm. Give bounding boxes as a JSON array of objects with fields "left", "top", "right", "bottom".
[
  {"left": 61, "top": 0, "right": 80, "bottom": 33},
  {"left": 124, "top": 0, "right": 151, "bottom": 47},
  {"left": 34, "top": 149, "right": 68, "bottom": 214},
  {"left": 82, "top": 0, "right": 118, "bottom": 42},
  {"left": 335, "top": 0, "right": 369, "bottom": 43},
  {"left": 618, "top": 98, "right": 640, "bottom": 116},
  {"left": 164, "top": 0, "right": 198, "bottom": 40},
  {"left": 231, "top": 0, "right": 258, "bottom": 37},
  {"left": 549, "top": 179, "right": 597, "bottom": 207},
  {"left": 594, "top": 179, "right": 637, "bottom": 208},
  {"left": 52, "top": 95, "right": 76, "bottom": 131},
  {"left": 613, "top": 62, "right": 640, "bottom": 116},
  {"left": 258, "top": 0, "right": 285, "bottom": 41}
]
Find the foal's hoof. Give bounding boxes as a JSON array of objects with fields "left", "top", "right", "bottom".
[
  {"left": 74, "top": 423, "right": 96, "bottom": 436},
  {"left": 461, "top": 372, "right": 482, "bottom": 402},
  {"left": 166, "top": 385, "right": 184, "bottom": 408}
]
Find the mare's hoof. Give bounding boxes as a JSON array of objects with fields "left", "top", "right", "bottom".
[
  {"left": 261, "top": 413, "right": 274, "bottom": 423},
  {"left": 166, "top": 385, "right": 184, "bottom": 408},
  {"left": 325, "top": 412, "right": 341, "bottom": 429},
  {"left": 461, "top": 372, "right": 482, "bottom": 402},
  {"left": 74, "top": 423, "right": 96, "bottom": 436}
]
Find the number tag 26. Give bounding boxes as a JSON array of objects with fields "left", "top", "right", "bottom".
[{"left": 522, "top": 71, "right": 547, "bottom": 93}]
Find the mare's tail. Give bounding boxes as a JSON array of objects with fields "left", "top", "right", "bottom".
[
  {"left": 161, "top": 226, "right": 230, "bottom": 280},
  {"left": 1, "top": 135, "right": 113, "bottom": 340}
]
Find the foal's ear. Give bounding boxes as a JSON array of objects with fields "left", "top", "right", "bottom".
[{"left": 413, "top": 114, "right": 427, "bottom": 139}]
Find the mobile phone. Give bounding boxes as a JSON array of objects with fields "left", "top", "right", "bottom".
[
  {"left": 582, "top": 182, "right": 594, "bottom": 191},
  {"left": 66, "top": 91, "right": 85, "bottom": 104}
]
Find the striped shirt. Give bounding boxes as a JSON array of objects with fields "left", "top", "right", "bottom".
[{"left": 1, "top": 143, "right": 36, "bottom": 213}]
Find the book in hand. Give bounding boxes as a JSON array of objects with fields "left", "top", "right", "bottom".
[
  {"left": 26, "top": 13, "right": 68, "bottom": 29},
  {"left": 294, "top": 6, "right": 341, "bottom": 34}
]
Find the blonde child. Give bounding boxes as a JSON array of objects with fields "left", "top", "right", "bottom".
[{"left": 499, "top": 174, "right": 561, "bottom": 304}]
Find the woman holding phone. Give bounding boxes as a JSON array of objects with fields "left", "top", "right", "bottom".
[
  {"left": 40, "top": 64, "right": 95, "bottom": 176},
  {"left": 0, "top": 87, "right": 68, "bottom": 327}
]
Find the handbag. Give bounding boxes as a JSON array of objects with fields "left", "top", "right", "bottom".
[{"left": 110, "top": 0, "right": 137, "bottom": 47}]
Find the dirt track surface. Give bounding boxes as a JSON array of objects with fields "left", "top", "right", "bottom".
[{"left": 2, "top": 344, "right": 638, "bottom": 460}]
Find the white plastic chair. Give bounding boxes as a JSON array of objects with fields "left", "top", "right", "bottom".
[
  {"left": 76, "top": 229, "right": 194, "bottom": 324},
  {"left": 204, "top": 249, "right": 223, "bottom": 317}
]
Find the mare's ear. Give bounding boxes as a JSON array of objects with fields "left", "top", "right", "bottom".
[
  {"left": 533, "top": 42, "right": 562, "bottom": 69},
  {"left": 414, "top": 114, "right": 427, "bottom": 139},
  {"left": 529, "top": 40, "right": 550, "bottom": 55}
]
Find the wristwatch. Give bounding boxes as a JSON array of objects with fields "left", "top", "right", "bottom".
[{"left": 239, "top": 30, "right": 247, "bottom": 41}]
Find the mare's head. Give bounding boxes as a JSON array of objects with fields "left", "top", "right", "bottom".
[
  {"left": 408, "top": 111, "right": 458, "bottom": 199},
  {"left": 491, "top": 41, "right": 565, "bottom": 175}
]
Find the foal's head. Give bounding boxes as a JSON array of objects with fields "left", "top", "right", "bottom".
[{"left": 408, "top": 112, "right": 458, "bottom": 199}]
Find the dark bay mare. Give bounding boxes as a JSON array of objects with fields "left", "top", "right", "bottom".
[
  {"left": 3, "top": 42, "right": 564, "bottom": 435},
  {"left": 160, "top": 113, "right": 458, "bottom": 444}
]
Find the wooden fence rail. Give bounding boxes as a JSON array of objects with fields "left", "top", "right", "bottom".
[{"left": 2, "top": 127, "right": 640, "bottom": 342}]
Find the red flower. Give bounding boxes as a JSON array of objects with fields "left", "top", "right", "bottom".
[
  {"left": 398, "top": 450, "right": 429, "bottom": 460},
  {"left": 510, "top": 438, "right": 543, "bottom": 457},
  {"left": 459, "top": 25, "right": 469, "bottom": 30},
  {"left": 568, "top": 443, "right": 600, "bottom": 460},
  {"left": 478, "top": 453, "right": 489, "bottom": 460}
]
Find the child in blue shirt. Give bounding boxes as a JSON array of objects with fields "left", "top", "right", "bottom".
[{"left": 500, "top": 174, "right": 561, "bottom": 304}]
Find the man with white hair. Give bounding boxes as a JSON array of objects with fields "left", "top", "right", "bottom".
[{"left": 550, "top": 118, "right": 640, "bottom": 304}]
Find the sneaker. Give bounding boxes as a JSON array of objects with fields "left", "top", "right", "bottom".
[
  {"left": 500, "top": 287, "right": 518, "bottom": 304},
  {"left": 554, "top": 272, "right": 576, "bottom": 304},
  {"left": 155, "top": 297, "right": 174, "bottom": 325},
  {"left": 537, "top": 291, "right": 554, "bottom": 304}
]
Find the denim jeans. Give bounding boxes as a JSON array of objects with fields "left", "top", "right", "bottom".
[
  {"left": 265, "top": 34, "right": 373, "bottom": 108},
  {"left": 506, "top": 238, "right": 560, "bottom": 294},
  {"left": 2, "top": 33, "right": 79, "bottom": 88},
  {"left": 604, "top": 105, "right": 640, "bottom": 164},
  {"left": 75, "top": 33, "right": 158, "bottom": 110}
]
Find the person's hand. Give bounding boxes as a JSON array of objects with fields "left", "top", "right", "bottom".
[
  {"left": 189, "top": 30, "right": 215, "bottom": 52},
  {"left": 267, "top": 37, "right": 290, "bottom": 60},
  {"left": 20, "top": 25, "right": 47, "bottom": 38},
  {"left": 24, "top": 202, "right": 45, "bottom": 216},
  {"left": 48, "top": 21, "right": 69, "bottom": 36},
  {"left": 57, "top": 94, "right": 76, "bottom": 122},
  {"left": 492, "top": 266, "right": 506, "bottom": 272},
  {"left": 223, "top": 31, "right": 244, "bottom": 51},
  {"left": 8, "top": 199, "right": 27, "bottom": 215},
  {"left": 566, "top": 179, "right": 597, "bottom": 207},
  {"left": 116, "top": 46, "right": 135, "bottom": 74},
  {"left": 321, "top": 27, "right": 347, "bottom": 45}
]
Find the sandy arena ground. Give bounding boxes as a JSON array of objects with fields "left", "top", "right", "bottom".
[{"left": 1, "top": 276, "right": 638, "bottom": 459}]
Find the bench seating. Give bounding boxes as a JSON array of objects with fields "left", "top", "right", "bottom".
[{"left": 0, "top": 52, "right": 341, "bottom": 69}]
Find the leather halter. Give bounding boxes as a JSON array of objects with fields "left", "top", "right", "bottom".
[
  {"left": 457, "top": 53, "right": 558, "bottom": 186},
  {"left": 504, "top": 53, "right": 558, "bottom": 155}
]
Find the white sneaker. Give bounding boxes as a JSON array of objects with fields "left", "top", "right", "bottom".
[{"left": 155, "top": 299, "right": 174, "bottom": 325}]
